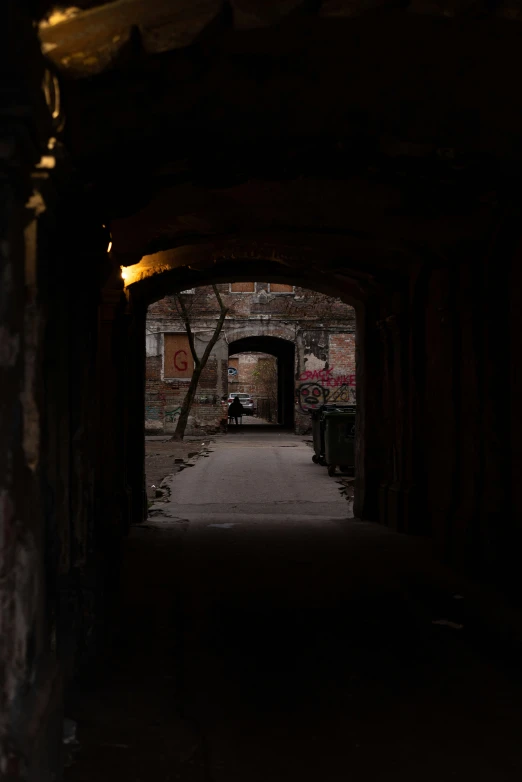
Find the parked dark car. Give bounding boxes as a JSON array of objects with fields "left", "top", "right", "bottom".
[{"left": 227, "top": 392, "right": 256, "bottom": 416}]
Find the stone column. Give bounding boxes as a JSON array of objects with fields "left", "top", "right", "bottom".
[
  {"left": 509, "top": 240, "right": 522, "bottom": 562},
  {"left": 356, "top": 291, "right": 417, "bottom": 534},
  {"left": 96, "top": 264, "right": 128, "bottom": 561},
  {"left": 375, "top": 315, "right": 393, "bottom": 527},
  {"left": 473, "top": 229, "right": 517, "bottom": 582},
  {"left": 417, "top": 265, "right": 459, "bottom": 560},
  {"left": 383, "top": 303, "right": 421, "bottom": 535},
  {"left": 384, "top": 312, "right": 407, "bottom": 532},
  {"left": 125, "top": 288, "right": 148, "bottom": 525},
  {"left": 354, "top": 300, "right": 388, "bottom": 522},
  {"left": 444, "top": 260, "right": 483, "bottom": 570},
  {"left": 413, "top": 245, "right": 517, "bottom": 572},
  {"left": 0, "top": 4, "right": 65, "bottom": 778}
]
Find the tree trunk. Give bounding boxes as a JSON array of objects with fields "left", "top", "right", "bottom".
[
  {"left": 171, "top": 365, "right": 203, "bottom": 441},
  {"left": 171, "top": 284, "right": 228, "bottom": 441}
]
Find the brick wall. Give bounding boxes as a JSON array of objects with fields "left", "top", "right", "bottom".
[
  {"left": 228, "top": 353, "right": 274, "bottom": 394},
  {"left": 146, "top": 285, "right": 355, "bottom": 434},
  {"left": 147, "top": 286, "right": 356, "bottom": 324},
  {"left": 144, "top": 335, "right": 226, "bottom": 434},
  {"left": 329, "top": 333, "right": 356, "bottom": 377}
]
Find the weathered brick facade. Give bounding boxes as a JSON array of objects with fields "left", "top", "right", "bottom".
[{"left": 145, "top": 284, "right": 356, "bottom": 435}]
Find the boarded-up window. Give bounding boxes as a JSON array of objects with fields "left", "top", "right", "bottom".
[
  {"left": 230, "top": 282, "right": 255, "bottom": 292},
  {"left": 270, "top": 283, "right": 294, "bottom": 293},
  {"left": 164, "top": 334, "right": 193, "bottom": 379}
]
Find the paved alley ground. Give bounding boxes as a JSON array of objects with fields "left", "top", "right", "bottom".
[
  {"left": 66, "top": 429, "right": 522, "bottom": 781},
  {"left": 154, "top": 426, "right": 352, "bottom": 524}
]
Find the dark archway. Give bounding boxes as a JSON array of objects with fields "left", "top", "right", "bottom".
[
  {"left": 128, "top": 265, "right": 370, "bottom": 521},
  {"left": 6, "top": 4, "right": 522, "bottom": 779},
  {"left": 228, "top": 336, "right": 296, "bottom": 428}
]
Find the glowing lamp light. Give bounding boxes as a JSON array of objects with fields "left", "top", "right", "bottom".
[
  {"left": 107, "top": 240, "right": 112, "bottom": 253},
  {"left": 120, "top": 266, "right": 129, "bottom": 282}
]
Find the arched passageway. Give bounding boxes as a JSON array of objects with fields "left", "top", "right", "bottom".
[
  {"left": 228, "top": 336, "right": 296, "bottom": 428},
  {"left": 128, "top": 261, "right": 369, "bottom": 521},
  {"left": 5, "top": 2, "right": 522, "bottom": 778}
]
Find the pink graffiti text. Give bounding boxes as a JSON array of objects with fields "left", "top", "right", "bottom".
[{"left": 299, "top": 367, "right": 355, "bottom": 387}]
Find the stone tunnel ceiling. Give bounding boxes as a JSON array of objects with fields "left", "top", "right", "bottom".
[
  {"left": 39, "top": 1, "right": 522, "bottom": 299},
  {"left": 40, "top": 1, "right": 522, "bottom": 164},
  {"left": 112, "top": 175, "right": 492, "bottom": 301}
]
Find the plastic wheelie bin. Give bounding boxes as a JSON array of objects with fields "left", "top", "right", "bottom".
[
  {"left": 310, "top": 409, "right": 324, "bottom": 464},
  {"left": 322, "top": 407, "right": 356, "bottom": 476},
  {"left": 310, "top": 404, "right": 344, "bottom": 465}
]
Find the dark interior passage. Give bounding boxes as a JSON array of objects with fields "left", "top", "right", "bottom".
[
  {"left": 64, "top": 431, "right": 522, "bottom": 782},
  {"left": 228, "top": 336, "right": 295, "bottom": 428},
  {"left": 7, "top": 2, "right": 522, "bottom": 777}
]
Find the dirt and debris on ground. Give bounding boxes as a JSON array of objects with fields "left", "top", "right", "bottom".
[
  {"left": 336, "top": 474, "right": 355, "bottom": 503},
  {"left": 303, "top": 438, "right": 355, "bottom": 505},
  {"left": 145, "top": 436, "right": 215, "bottom": 502}
]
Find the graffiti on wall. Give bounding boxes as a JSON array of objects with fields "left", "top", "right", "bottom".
[
  {"left": 297, "top": 368, "right": 356, "bottom": 411},
  {"left": 298, "top": 368, "right": 355, "bottom": 387},
  {"left": 165, "top": 407, "right": 181, "bottom": 423},
  {"left": 173, "top": 350, "right": 188, "bottom": 372}
]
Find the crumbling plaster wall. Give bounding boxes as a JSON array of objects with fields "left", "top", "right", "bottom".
[{"left": 295, "top": 329, "right": 357, "bottom": 434}]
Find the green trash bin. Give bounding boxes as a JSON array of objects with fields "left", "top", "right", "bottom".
[
  {"left": 310, "top": 409, "right": 323, "bottom": 464},
  {"left": 310, "top": 404, "right": 344, "bottom": 465},
  {"left": 322, "top": 407, "right": 356, "bottom": 477}
]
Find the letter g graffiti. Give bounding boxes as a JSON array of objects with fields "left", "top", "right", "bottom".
[{"left": 174, "top": 349, "right": 188, "bottom": 372}]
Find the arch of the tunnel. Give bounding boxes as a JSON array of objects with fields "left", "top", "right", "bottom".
[
  {"left": 125, "top": 253, "right": 391, "bottom": 523},
  {"left": 120, "top": 240, "right": 370, "bottom": 309},
  {"left": 228, "top": 335, "right": 296, "bottom": 428}
]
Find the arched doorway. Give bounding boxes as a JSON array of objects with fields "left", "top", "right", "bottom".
[
  {"left": 228, "top": 335, "right": 296, "bottom": 428},
  {"left": 126, "top": 261, "right": 372, "bottom": 522}
]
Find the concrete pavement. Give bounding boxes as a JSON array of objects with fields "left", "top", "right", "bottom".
[{"left": 156, "top": 427, "right": 352, "bottom": 523}]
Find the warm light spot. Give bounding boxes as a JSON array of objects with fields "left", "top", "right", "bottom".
[
  {"left": 39, "top": 7, "right": 81, "bottom": 28},
  {"left": 36, "top": 155, "right": 56, "bottom": 169},
  {"left": 107, "top": 241, "right": 112, "bottom": 253},
  {"left": 121, "top": 266, "right": 129, "bottom": 282}
]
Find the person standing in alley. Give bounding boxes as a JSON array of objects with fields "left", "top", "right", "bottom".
[{"left": 228, "top": 396, "right": 245, "bottom": 426}]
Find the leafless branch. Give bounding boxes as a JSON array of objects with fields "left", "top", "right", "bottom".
[
  {"left": 175, "top": 293, "right": 199, "bottom": 367},
  {"left": 198, "top": 285, "right": 228, "bottom": 368}
]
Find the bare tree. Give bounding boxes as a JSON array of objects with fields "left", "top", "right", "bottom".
[{"left": 171, "top": 285, "right": 228, "bottom": 440}]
